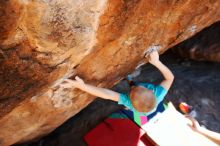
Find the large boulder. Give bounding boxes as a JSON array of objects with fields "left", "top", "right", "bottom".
[{"left": 0, "top": 0, "right": 220, "bottom": 145}]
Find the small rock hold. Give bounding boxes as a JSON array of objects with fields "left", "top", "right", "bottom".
[
  {"left": 187, "top": 25, "right": 197, "bottom": 33},
  {"left": 50, "top": 88, "right": 73, "bottom": 108}
]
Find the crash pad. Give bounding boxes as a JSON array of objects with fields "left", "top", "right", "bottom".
[{"left": 84, "top": 111, "right": 155, "bottom": 146}]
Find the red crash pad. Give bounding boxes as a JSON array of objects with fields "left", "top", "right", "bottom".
[{"left": 84, "top": 118, "right": 155, "bottom": 146}]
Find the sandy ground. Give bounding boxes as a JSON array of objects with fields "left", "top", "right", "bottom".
[{"left": 17, "top": 51, "right": 220, "bottom": 146}]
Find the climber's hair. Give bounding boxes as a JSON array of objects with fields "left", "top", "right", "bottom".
[{"left": 130, "top": 86, "right": 156, "bottom": 113}]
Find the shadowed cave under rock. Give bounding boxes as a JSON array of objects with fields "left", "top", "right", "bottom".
[{"left": 17, "top": 22, "right": 220, "bottom": 146}]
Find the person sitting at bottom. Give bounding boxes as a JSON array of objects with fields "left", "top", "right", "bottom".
[{"left": 61, "top": 50, "right": 174, "bottom": 116}]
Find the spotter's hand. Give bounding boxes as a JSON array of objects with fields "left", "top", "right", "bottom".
[
  {"left": 60, "top": 76, "right": 85, "bottom": 88},
  {"left": 185, "top": 115, "right": 202, "bottom": 132}
]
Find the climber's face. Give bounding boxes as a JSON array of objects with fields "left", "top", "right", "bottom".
[{"left": 130, "top": 86, "right": 156, "bottom": 113}]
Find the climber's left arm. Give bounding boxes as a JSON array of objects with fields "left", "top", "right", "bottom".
[{"left": 60, "top": 76, "right": 120, "bottom": 101}]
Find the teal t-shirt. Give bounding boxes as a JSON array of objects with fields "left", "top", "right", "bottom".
[{"left": 118, "top": 83, "right": 168, "bottom": 116}]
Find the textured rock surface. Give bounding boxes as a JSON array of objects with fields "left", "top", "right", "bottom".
[
  {"left": 0, "top": 0, "right": 220, "bottom": 145},
  {"left": 172, "top": 21, "right": 220, "bottom": 62}
]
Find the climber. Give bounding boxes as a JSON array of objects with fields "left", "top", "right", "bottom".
[
  {"left": 61, "top": 50, "right": 174, "bottom": 116},
  {"left": 185, "top": 115, "right": 220, "bottom": 145}
]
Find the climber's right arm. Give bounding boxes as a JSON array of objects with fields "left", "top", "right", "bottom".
[
  {"left": 60, "top": 76, "right": 120, "bottom": 101},
  {"left": 147, "top": 51, "right": 174, "bottom": 90}
]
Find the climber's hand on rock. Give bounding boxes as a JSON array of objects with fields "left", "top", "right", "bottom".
[
  {"left": 75, "top": 76, "right": 85, "bottom": 84},
  {"left": 147, "top": 50, "right": 160, "bottom": 65},
  {"left": 60, "top": 76, "right": 85, "bottom": 88}
]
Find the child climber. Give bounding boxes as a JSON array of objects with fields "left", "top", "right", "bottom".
[{"left": 61, "top": 50, "right": 174, "bottom": 116}]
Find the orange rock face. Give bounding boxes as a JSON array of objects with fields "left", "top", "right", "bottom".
[{"left": 0, "top": 0, "right": 220, "bottom": 145}]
